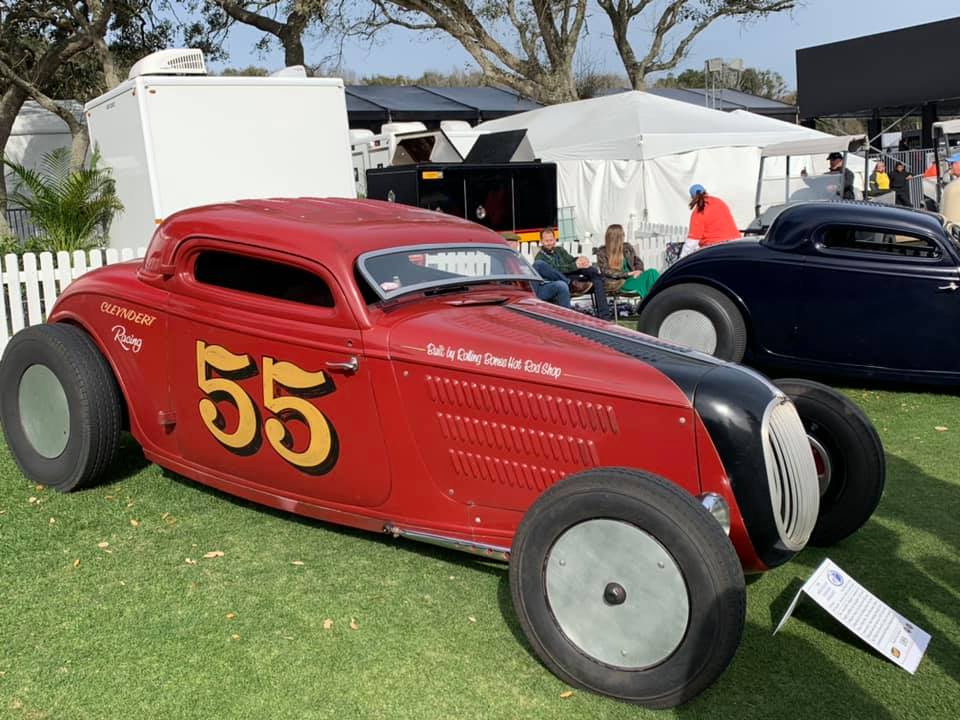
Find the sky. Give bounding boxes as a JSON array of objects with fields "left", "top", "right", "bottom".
[{"left": 207, "top": 1, "right": 959, "bottom": 89}]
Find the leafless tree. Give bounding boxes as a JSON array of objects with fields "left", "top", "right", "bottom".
[
  {"left": 346, "top": 1, "right": 589, "bottom": 104},
  {"left": 596, "top": 0, "right": 795, "bottom": 90}
]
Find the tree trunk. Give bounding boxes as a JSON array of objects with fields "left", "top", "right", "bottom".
[
  {"left": 70, "top": 126, "right": 90, "bottom": 171},
  {"left": 0, "top": 85, "right": 30, "bottom": 234}
]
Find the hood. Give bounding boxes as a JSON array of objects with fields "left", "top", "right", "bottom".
[{"left": 386, "top": 296, "right": 725, "bottom": 407}]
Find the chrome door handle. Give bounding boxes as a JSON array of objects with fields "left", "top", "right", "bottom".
[
  {"left": 937, "top": 282, "right": 959, "bottom": 292},
  {"left": 325, "top": 356, "right": 359, "bottom": 373}
]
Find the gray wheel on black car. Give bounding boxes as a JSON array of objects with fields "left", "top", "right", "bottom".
[
  {"left": 0, "top": 324, "right": 122, "bottom": 492},
  {"left": 774, "top": 379, "right": 885, "bottom": 547},
  {"left": 510, "top": 468, "right": 745, "bottom": 709},
  {"left": 637, "top": 284, "right": 746, "bottom": 362}
]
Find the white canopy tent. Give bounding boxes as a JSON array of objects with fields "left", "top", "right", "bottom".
[{"left": 477, "top": 92, "right": 829, "bottom": 237}]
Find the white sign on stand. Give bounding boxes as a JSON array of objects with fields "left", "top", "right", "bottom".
[{"left": 774, "top": 558, "right": 931, "bottom": 674}]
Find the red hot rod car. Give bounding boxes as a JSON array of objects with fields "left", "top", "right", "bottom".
[{"left": 0, "top": 199, "right": 884, "bottom": 708}]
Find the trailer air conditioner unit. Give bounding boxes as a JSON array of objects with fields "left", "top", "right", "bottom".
[{"left": 127, "top": 49, "right": 207, "bottom": 79}]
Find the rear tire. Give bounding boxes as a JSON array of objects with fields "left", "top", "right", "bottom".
[
  {"left": 510, "top": 468, "right": 745, "bottom": 709},
  {"left": 638, "top": 284, "right": 746, "bottom": 361},
  {"left": 774, "top": 379, "right": 885, "bottom": 547},
  {"left": 0, "top": 324, "right": 122, "bottom": 492}
]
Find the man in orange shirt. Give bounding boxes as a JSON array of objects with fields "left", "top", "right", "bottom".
[{"left": 680, "top": 184, "right": 741, "bottom": 258}]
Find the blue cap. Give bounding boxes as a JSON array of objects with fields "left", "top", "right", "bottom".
[
  {"left": 947, "top": 154, "right": 960, "bottom": 164},
  {"left": 689, "top": 183, "right": 706, "bottom": 197}
]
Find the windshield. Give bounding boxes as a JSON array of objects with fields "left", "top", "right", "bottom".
[
  {"left": 358, "top": 244, "right": 540, "bottom": 301},
  {"left": 757, "top": 152, "right": 865, "bottom": 215}
]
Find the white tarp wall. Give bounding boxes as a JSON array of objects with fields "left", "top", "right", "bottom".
[
  {"left": 478, "top": 93, "right": 828, "bottom": 237},
  {"left": 3, "top": 101, "right": 77, "bottom": 199}
]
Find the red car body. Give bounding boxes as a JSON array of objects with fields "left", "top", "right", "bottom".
[{"left": 46, "top": 199, "right": 818, "bottom": 574}]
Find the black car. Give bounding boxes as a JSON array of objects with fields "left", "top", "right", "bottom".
[{"left": 637, "top": 202, "right": 960, "bottom": 386}]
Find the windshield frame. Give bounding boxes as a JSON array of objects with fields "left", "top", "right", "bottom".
[{"left": 356, "top": 243, "right": 540, "bottom": 302}]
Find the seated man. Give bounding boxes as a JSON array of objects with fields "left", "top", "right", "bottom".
[
  {"left": 505, "top": 236, "right": 571, "bottom": 308},
  {"left": 534, "top": 228, "right": 611, "bottom": 319}
]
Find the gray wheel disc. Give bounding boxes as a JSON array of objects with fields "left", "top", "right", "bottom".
[
  {"left": 658, "top": 309, "right": 718, "bottom": 353},
  {"left": 545, "top": 519, "right": 690, "bottom": 669},
  {"left": 18, "top": 364, "right": 70, "bottom": 459}
]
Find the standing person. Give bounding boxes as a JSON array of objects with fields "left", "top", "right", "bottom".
[
  {"left": 595, "top": 224, "right": 660, "bottom": 299},
  {"left": 889, "top": 160, "right": 913, "bottom": 206},
  {"left": 826, "top": 152, "right": 856, "bottom": 200},
  {"left": 940, "top": 153, "right": 960, "bottom": 224},
  {"left": 535, "top": 228, "right": 611, "bottom": 319},
  {"left": 868, "top": 161, "right": 891, "bottom": 195},
  {"left": 680, "top": 185, "right": 741, "bottom": 258}
]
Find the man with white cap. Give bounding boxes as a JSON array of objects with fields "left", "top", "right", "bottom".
[{"left": 940, "top": 153, "right": 960, "bottom": 225}]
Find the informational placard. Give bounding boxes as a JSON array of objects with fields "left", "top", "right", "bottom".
[{"left": 774, "top": 558, "right": 930, "bottom": 674}]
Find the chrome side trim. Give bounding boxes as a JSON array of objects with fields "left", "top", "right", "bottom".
[{"left": 384, "top": 524, "right": 511, "bottom": 562}]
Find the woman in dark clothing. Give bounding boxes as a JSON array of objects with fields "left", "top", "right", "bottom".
[{"left": 889, "top": 161, "right": 913, "bottom": 206}]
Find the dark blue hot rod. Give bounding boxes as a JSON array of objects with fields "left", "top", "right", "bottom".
[{"left": 637, "top": 202, "right": 960, "bottom": 386}]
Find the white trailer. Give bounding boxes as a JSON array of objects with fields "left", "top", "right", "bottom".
[{"left": 86, "top": 49, "right": 356, "bottom": 249}]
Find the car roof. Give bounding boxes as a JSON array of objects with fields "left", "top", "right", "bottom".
[
  {"left": 766, "top": 200, "right": 945, "bottom": 247},
  {"left": 144, "top": 197, "right": 507, "bottom": 274}
]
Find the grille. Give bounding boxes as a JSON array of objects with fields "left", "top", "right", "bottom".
[{"left": 762, "top": 399, "right": 820, "bottom": 551}]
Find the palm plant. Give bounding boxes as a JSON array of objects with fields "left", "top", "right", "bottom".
[{"left": 3, "top": 147, "right": 123, "bottom": 253}]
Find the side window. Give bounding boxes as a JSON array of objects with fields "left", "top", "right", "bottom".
[
  {"left": 194, "top": 250, "right": 334, "bottom": 307},
  {"left": 819, "top": 226, "right": 941, "bottom": 259}
]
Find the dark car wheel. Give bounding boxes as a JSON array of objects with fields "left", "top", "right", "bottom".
[
  {"left": 0, "top": 324, "right": 122, "bottom": 492},
  {"left": 510, "top": 468, "right": 745, "bottom": 709},
  {"left": 774, "top": 379, "right": 885, "bottom": 547},
  {"left": 637, "top": 284, "right": 746, "bottom": 362}
]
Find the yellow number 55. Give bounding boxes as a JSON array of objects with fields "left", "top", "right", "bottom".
[{"left": 195, "top": 341, "right": 338, "bottom": 473}]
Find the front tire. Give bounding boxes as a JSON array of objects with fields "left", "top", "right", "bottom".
[
  {"left": 637, "top": 284, "right": 746, "bottom": 361},
  {"left": 774, "top": 379, "right": 885, "bottom": 547},
  {"left": 0, "top": 324, "right": 123, "bottom": 492},
  {"left": 510, "top": 468, "right": 745, "bottom": 709}
]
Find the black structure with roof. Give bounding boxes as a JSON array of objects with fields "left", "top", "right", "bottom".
[
  {"left": 797, "top": 18, "right": 960, "bottom": 147},
  {"left": 346, "top": 85, "right": 542, "bottom": 130}
]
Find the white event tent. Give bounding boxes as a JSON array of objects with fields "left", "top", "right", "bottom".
[
  {"left": 477, "top": 92, "right": 829, "bottom": 237},
  {"left": 4, "top": 101, "right": 78, "bottom": 190}
]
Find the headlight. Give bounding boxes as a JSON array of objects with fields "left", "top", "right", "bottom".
[{"left": 699, "top": 493, "right": 731, "bottom": 535}]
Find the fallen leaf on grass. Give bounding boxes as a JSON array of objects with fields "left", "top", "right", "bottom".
[
  {"left": 559, "top": 690, "right": 574, "bottom": 699},
  {"left": 105, "top": 495, "right": 115, "bottom": 501},
  {"left": 203, "top": 550, "right": 224, "bottom": 559},
  {"left": 97, "top": 542, "right": 109, "bottom": 549},
  {"left": 126, "top": 501, "right": 134, "bottom": 508},
  {"left": 350, "top": 618, "right": 359, "bottom": 630},
  {"left": 0, "top": 510, "right": 6, "bottom": 515},
  {"left": 73, "top": 559, "right": 80, "bottom": 568},
  {"left": 184, "top": 558, "right": 197, "bottom": 565},
  {"left": 35, "top": 484, "right": 45, "bottom": 492},
  {"left": 468, "top": 616, "right": 477, "bottom": 623},
  {"left": 290, "top": 560, "right": 305, "bottom": 566},
  {"left": 282, "top": 636, "right": 294, "bottom": 640},
  {"left": 28, "top": 497, "right": 37, "bottom": 504},
  {"left": 161, "top": 512, "right": 177, "bottom": 526},
  {"left": 225, "top": 612, "right": 237, "bottom": 620},
  {"left": 230, "top": 634, "right": 240, "bottom": 641},
  {"left": 130, "top": 519, "right": 140, "bottom": 528},
  {"left": 49, "top": 518, "right": 55, "bottom": 525},
  {"left": 934, "top": 426, "right": 948, "bottom": 432},
  {"left": 323, "top": 619, "right": 333, "bottom": 630}
]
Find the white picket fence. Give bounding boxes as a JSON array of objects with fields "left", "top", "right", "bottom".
[{"left": 1, "top": 247, "right": 147, "bottom": 351}]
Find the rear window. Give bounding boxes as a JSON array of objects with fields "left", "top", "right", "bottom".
[
  {"left": 819, "top": 226, "right": 941, "bottom": 259},
  {"left": 194, "top": 250, "right": 334, "bottom": 307}
]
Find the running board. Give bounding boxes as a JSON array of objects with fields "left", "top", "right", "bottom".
[{"left": 384, "top": 524, "right": 511, "bottom": 562}]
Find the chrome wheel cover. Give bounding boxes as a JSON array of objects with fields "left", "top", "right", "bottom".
[
  {"left": 544, "top": 519, "right": 690, "bottom": 669},
  {"left": 808, "top": 435, "right": 833, "bottom": 497},
  {"left": 659, "top": 310, "right": 718, "bottom": 354},
  {"left": 18, "top": 364, "right": 70, "bottom": 459}
]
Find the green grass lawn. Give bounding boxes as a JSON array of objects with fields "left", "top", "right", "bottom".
[{"left": 1, "top": 388, "right": 958, "bottom": 719}]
